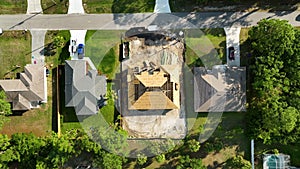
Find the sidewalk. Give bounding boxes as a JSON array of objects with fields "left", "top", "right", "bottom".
[
  {"left": 68, "top": 0, "right": 85, "bottom": 14},
  {"left": 154, "top": 0, "right": 171, "bottom": 13},
  {"left": 27, "top": 0, "right": 43, "bottom": 14}
]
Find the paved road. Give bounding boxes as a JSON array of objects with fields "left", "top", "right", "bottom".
[{"left": 1, "top": 11, "right": 300, "bottom": 30}]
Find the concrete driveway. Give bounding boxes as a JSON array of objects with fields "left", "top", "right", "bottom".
[
  {"left": 154, "top": 0, "right": 171, "bottom": 13},
  {"left": 224, "top": 27, "right": 241, "bottom": 67},
  {"left": 27, "top": 0, "right": 43, "bottom": 14},
  {"left": 30, "top": 29, "right": 46, "bottom": 65},
  {"left": 68, "top": 0, "right": 85, "bottom": 14},
  {"left": 69, "top": 30, "right": 86, "bottom": 60}
]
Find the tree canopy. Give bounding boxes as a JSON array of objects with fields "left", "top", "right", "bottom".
[{"left": 247, "top": 19, "right": 300, "bottom": 144}]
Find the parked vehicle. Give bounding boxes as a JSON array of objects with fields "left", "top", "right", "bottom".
[
  {"left": 228, "top": 46, "right": 235, "bottom": 60},
  {"left": 77, "top": 44, "right": 84, "bottom": 59}
]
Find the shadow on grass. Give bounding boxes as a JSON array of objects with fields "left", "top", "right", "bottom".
[
  {"left": 58, "top": 65, "right": 79, "bottom": 123},
  {"left": 58, "top": 41, "right": 71, "bottom": 64},
  {"left": 52, "top": 67, "right": 58, "bottom": 132},
  {"left": 170, "top": 0, "right": 299, "bottom": 12}
]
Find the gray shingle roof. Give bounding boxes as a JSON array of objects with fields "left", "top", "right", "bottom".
[
  {"left": 0, "top": 64, "right": 46, "bottom": 111},
  {"left": 194, "top": 66, "right": 246, "bottom": 112},
  {"left": 65, "top": 60, "right": 106, "bottom": 116}
]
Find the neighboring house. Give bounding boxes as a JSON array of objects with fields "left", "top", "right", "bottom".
[
  {"left": 65, "top": 60, "right": 106, "bottom": 116},
  {"left": 0, "top": 64, "right": 47, "bottom": 111},
  {"left": 194, "top": 65, "right": 246, "bottom": 112},
  {"left": 263, "top": 154, "right": 295, "bottom": 169}
]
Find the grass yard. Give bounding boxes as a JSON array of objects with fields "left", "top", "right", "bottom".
[
  {"left": 0, "top": 0, "right": 27, "bottom": 14},
  {"left": 44, "top": 30, "right": 71, "bottom": 68},
  {"left": 189, "top": 112, "right": 250, "bottom": 168},
  {"left": 0, "top": 75, "right": 53, "bottom": 137},
  {"left": 0, "top": 31, "right": 31, "bottom": 79},
  {"left": 170, "top": 0, "right": 299, "bottom": 12},
  {"left": 41, "top": 0, "right": 68, "bottom": 14},
  {"left": 0, "top": 105, "right": 52, "bottom": 137},
  {"left": 83, "top": 0, "right": 155, "bottom": 13},
  {"left": 185, "top": 28, "right": 226, "bottom": 68},
  {"left": 83, "top": 0, "right": 113, "bottom": 13},
  {"left": 85, "top": 30, "right": 123, "bottom": 79},
  {"left": 99, "top": 83, "right": 115, "bottom": 124}
]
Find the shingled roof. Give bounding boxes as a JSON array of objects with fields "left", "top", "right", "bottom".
[
  {"left": 0, "top": 64, "right": 47, "bottom": 111},
  {"left": 65, "top": 60, "right": 106, "bottom": 116},
  {"left": 194, "top": 66, "right": 246, "bottom": 112}
]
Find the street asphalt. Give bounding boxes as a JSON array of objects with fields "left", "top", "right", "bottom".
[{"left": 1, "top": 11, "right": 299, "bottom": 30}]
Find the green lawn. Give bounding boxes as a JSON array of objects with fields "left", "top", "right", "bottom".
[
  {"left": 44, "top": 30, "right": 71, "bottom": 67},
  {"left": 0, "top": 31, "right": 31, "bottom": 79},
  {"left": 83, "top": 0, "right": 155, "bottom": 13},
  {"left": 170, "top": 0, "right": 299, "bottom": 12},
  {"left": 185, "top": 28, "right": 226, "bottom": 68},
  {"left": 99, "top": 83, "right": 115, "bottom": 124},
  {"left": 0, "top": 0, "right": 27, "bottom": 14},
  {"left": 85, "top": 30, "right": 123, "bottom": 79},
  {"left": 41, "top": 0, "right": 68, "bottom": 14},
  {"left": 0, "top": 104, "right": 52, "bottom": 137}
]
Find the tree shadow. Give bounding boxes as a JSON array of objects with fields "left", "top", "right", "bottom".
[
  {"left": 111, "top": 0, "right": 155, "bottom": 13},
  {"left": 58, "top": 41, "right": 71, "bottom": 64},
  {"left": 42, "top": 42, "right": 56, "bottom": 57},
  {"left": 58, "top": 65, "right": 79, "bottom": 123},
  {"left": 52, "top": 67, "right": 58, "bottom": 132},
  {"left": 170, "top": 0, "right": 299, "bottom": 13}
]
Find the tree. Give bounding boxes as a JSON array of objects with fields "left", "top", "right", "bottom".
[
  {"left": 0, "top": 91, "right": 12, "bottom": 129},
  {"left": 176, "top": 155, "right": 206, "bottom": 169},
  {"left": 224, "top": 155, "right": 251, "bottom": 169},
  {"left": 247, "top": 19, "right": 300, "bottom": 144},
  {"left": 186, "top": 139, "right": 200, "bottom": 152},
  {"left": 136, "top": 153, "right": 147, "bottom": 166},
  {"left": 155, "top": 154, "right": 166, "bottom": 163},
  {"left": 94, "top": 151, "right": 123, "bottom": 169},
  {"left": 53, "top": 36, "right": 65, "bottom": 48}
]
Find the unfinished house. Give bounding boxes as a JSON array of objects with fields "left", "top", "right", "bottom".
[
  {"left": 194, "top": 65, "right": 246, "bottom": 112},
  {"left": 0, "top": 64, "right": 47, "bottom": 111},
  {"left": 65, "top": 60, "right": 107, "bottom": 116},
  {"left": 119, "top": 27, "right": 186, "bottom": 139}
]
